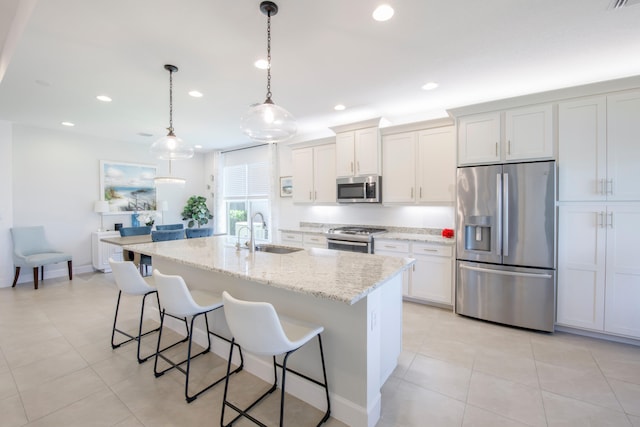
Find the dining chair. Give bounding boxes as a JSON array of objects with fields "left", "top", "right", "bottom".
[
  {"left": 152, "top": 269, "right": 244, "bottom": 403},
  {"left": 109, "top": 258, "right": 188, "bottom": 363},
  {"left": 220, "top": 291, "right": 330, "bottom": 427},
  {"left": 119, "top": 226, "right": 152, "bottom": 274},
  {"left": 185, "top": 227, "right": 214, "bottom": 238},
  {"left": 10, "top": 226, "right": 72, "bottom": 289},
  {"left": 139, "top": 229, "right": 185, "bottom": 275},
  {"left": 156, "top": 223, "right": 184, "bottom": 231}
]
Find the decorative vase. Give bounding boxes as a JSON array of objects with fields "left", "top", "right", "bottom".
[{"left": 131, "top": 213, "right": 140, "bottom": 227}]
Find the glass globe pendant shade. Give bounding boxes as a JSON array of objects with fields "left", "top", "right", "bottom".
[
  {"left": 150, "top": 132, "right": 194, "bottom": 160},
  {"left": 241, "top": 98, "right": 297, "bottom": 143}
]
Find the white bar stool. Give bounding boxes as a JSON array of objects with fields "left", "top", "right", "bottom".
[
  {"left": 152, "top": 269, "right": 244, "bottom": 403},
  {"left": 220, "top": 291, "right": 330, "bottom": 427},
  {"left": 109, "top": 258, "right": 187, "bottom": 363}
]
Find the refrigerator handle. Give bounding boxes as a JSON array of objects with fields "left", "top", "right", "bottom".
[
  {"left": 460, "top": 264, "right": 553, "bottom": 279},
  {"left": 503, "top": 172, "right": 509, "bottom": 257},
  {"left": 496, "top": 173, "right": 503, "bottom": 256}
]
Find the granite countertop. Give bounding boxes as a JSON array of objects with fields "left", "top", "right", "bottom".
[
  {"left": 125, "top": 236, "right": 414, "bottom": 305},
  {"left": 377, "top": 232, "right": 456, "bottom": 245}
]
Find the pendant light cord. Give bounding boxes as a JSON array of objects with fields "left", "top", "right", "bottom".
[
  {"left": 168, "top": 68, "right": 174, "bottom": 135},
  {"left": 266, "top": 10, "right": 272, "bottom": 101}
]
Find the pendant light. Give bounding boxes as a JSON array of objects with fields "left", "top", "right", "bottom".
[
  {"left": 151, "top": 64, "right": 193, "bottom": 184},
  {"left": 241, "top": 1, "right": 296, "bottom": 143}
]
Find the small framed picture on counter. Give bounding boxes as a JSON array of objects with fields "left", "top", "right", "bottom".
[{"left": 280, "top": 176, "right": 293, "bottom": 197}]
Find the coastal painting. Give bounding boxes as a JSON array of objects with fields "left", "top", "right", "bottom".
[{"left": 100, "top": 161, "right": 157, "bottom": 212}]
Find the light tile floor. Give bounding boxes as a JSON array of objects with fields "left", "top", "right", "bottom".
[{"left": 1, "top": 272, "right": 639, "bottom": 426}]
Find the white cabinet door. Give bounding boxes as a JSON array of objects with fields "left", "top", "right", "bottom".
[
  {"left": 607, "top": 90, "right": 640, "bottom": 201},
  {"left": 336, "top": 127, "right": 380, "bottom": 177},
  {"left": 280, "top": 231, "right": 303, "bottom": 248},
  {"left": 382, "top": 132, "right": 416, "bottom": 203},
  {"left": 374, "top": 239, "right": 411, "bottom": 297},
  {"left": 604, "top": 205, "right": 640, "bottom": 338},
  {"left": 417, "top": 127, "right": 455, "bottom": 203},
  {"left": 354, "top": 127, "right": 380, "bottom": 176},
  {"left": 292, "top": 147, "right": 314, "bottom": 203},
  {"left": 557, "top": 205, "right": 606, "bottom": 331},
  {"left": 410, "top": 243, "right": 453, "bottom": 305},
  {"left": 335, "top": 132, "right": 355, "bottom": 177},
  {"left": 457, "top": 112, "right": 500, "bottom": 165},
  {"left": 92, "top": 231, "right": 123, "bottom": 272},
  {"left": 505, "top": 104, "right": 553, "bottom": 161},
  {"left": 313, "top": 144, "right": 337, "bottom": 203},
  {"left": 558, "top": 97, "right": 607, "bottom": 202},
  {"left": 303, "top": 234, "right": 327, "bottom": 249}
]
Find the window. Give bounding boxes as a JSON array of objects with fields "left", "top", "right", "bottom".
[{"left": 221, "top": 146, "right": 272, "bottom": 245}]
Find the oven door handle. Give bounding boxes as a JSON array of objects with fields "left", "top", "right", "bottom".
[{"left": 326, "top": 239, "right": 368, "bottom": 247}]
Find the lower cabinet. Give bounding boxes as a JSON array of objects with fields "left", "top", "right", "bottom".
[
  {"left": 279, "top": 231, "right": 327, "bottom": 249},
  {"left": 375, "top": 238, "right": 454, "bottom": 306},
  {"left": 557, "top": 204, "right": 640, "bottom": 339},
  {"left": 92, "top": 231, "right": 123, "bottom": 272}
]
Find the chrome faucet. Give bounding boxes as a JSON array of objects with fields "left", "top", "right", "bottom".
[
  {"left": 236, "top": 225, "right": 251, "bottom": 251},
  {"left": 249, "top": 212, "right": 267, "bottom": 253}
]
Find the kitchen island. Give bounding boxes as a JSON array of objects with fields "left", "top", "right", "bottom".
[{"left": 126, "top": 236, "right": 413, "bottom": 427}]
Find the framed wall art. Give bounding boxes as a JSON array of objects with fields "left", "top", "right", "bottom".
[
  {"left": 280, "top": 176, "right": 293, "bottom": 197},
  {"left": 100, "top": 160, "right": 157, "bottom": 212}
]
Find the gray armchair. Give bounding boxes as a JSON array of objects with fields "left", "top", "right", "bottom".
[{"left": 11, "top": 226, "right": 72, "bottom": 289}]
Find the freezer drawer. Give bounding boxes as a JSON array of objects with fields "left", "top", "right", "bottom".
[{"left": 456, "top": 261, "right": 556, "bottom": 332}]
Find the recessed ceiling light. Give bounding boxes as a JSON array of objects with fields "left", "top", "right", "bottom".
[
  {"left": 254, "top": 59, "right": 269, "bottom": 70},
  {"left": 334, "top": 104, "right": 346, "bottom": 111},
  {"left": 194, "top": 145, "right": 203, "bottom": 149},
  {"left": 61, "top": 121, "right": 74, "bottom": 127},
  {"left": 373, "top": 4, "right": 394, "bottom": 21},
  {"left": 96, "top": 95, "right": 112, "bottom": 102},
  {"left": 188, "top": 90, "right": 203, "bottom": 98},
  {"left": 422, "top": 82, "right": 439, "bottom": 90}
]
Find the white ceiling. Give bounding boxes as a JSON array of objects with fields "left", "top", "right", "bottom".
[{"left": 1, "top": 0, "right": 640, "bottom": 152}]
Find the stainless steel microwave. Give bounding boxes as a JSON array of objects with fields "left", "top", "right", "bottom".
[{"left": 336, "top": 175, "right": 382, "bottom": 203}]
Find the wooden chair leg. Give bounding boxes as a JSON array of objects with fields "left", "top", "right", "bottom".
[
  {"left": 32, "top": 267, "right": 39, "bottom": 290},
  {"left": 68, "top": 260, "right": 73, "bottom": 280},
  {"left": 41, "top": 265, "right": 44, "bottom": 280},
  {"left": 12, "top": 267, "right": 20, "bottom": 287}
]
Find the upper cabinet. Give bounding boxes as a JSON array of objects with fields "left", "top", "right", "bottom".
[
  {"left": 292, "top": 143, "right": 336, "bottom": 204},
  {"left": 332, "top": 120, "right": 381, "bottom": 177},
  {"left": 457, "top": 104, "right": 554, "bottom": 165},
  {"left": 457, "top": 112, "right": 500, "bottom": 165},
  {"left": 559, "top": 90, "right": 640, "bottom": 201},
  {"left": 382, "top": 120, "right": 455, "bottom": 204}
]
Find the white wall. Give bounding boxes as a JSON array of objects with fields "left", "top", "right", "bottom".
[
  {"left": 0, "top": 121, "right": 14, "bottom": 286},
  {"left": 5, "top": 124, "right": 206, "bottom": 287}
]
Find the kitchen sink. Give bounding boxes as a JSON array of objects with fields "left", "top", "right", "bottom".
[{"left": 254, "top": 244, "right": 303, "bottom": 254}]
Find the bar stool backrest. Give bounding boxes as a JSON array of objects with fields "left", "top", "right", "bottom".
[
  {"left": 109, "top": 258, "right": 153, "bottom": 295},
  {"left": 153, "top": 269, "right": 201, "bottom": 317}
]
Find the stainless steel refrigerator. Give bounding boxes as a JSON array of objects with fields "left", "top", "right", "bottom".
[{"left": 456, "top": 160, "right": 556, "bottom": 332}]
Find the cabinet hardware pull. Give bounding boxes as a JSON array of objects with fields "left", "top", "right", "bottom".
[
  {"left": 420, "top": 187, "right": 422, "bottom": 198},
  {"left": 598, "top": 212, "right": 604, "bottom": 228},
  {"left": 357, "top": 161, "right": 360, "bottom": 172},
  {"left": 607, "top": 179, "right": 613, "bottom": 195},
  {"left": 608, "top": 212, "right": 614, "bottom": 228},
  {"left": 411, "top": 187, "right": 414, "bottom": 198},
  {"left": 384, "top": 245, "right": 397, "bottom": 249},
  {"left": 600, "top": 178, "right": 606, "bottom": 195},
  {"left": 315, "top": 191, "right": 317, "bottom": 200},
  {"left": 422, "top": 248, "right": 438, "bottom": 252},
  {"left": 309, "top": 191, "right": 312, "bottom": 200},
  {"left": 351, "top": 162, "right": 354, "bottom": 173},
  {"left": 508, "top": 140, "right": 511, "bottom": 155},
  {"left": 495, "top": 142, "right": 498, "bottom": 156}
]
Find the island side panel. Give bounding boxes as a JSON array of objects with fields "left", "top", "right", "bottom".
[{"left": 154, "top": 257, "right": 383, "bottom": 427}]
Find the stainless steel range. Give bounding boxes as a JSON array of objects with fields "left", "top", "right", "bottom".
[{"left": 325, "top": 226, "right": 387, "bottom": 254}]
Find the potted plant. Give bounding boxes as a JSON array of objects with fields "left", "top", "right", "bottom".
[{"left": 181, "top": 195, "right": 213, "bottom": 228}]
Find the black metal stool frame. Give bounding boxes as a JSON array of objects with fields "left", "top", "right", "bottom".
[
  {"left": 220, "top": 334, "right": 331, "bottom": 427},
  {"left": 111, "top": 289, "right": 188, "bottom": 363},
  {"left": 154, "top": 306, "right": 245, "bottom": 403}
]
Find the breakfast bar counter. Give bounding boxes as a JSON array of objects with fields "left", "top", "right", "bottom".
[{"left": 126, "top": 236, "right": 413, "bottom": 427}]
